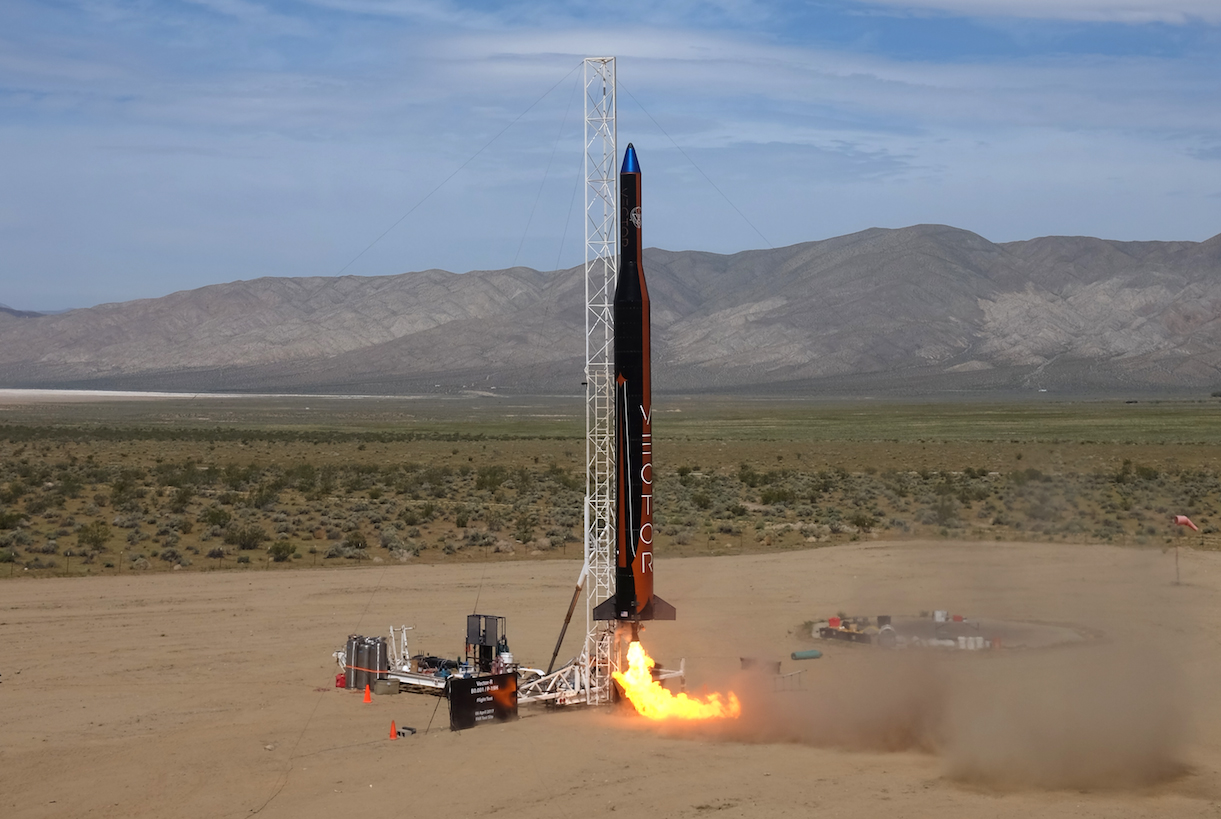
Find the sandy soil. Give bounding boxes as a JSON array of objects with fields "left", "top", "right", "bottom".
[{"left": 3, "top": 540, "right": 1220, "bottom": 818}]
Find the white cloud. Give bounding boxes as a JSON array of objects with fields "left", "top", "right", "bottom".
[
  {"left": 3, "top": 0, "right": 1220, "bottom": 307},
  {"left": 850, "top": 0, "right": 1221, "bottom": 24}
]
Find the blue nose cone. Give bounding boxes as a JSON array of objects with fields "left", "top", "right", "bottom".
[{"left": 621, "top": 143, "right": 640, "bottom": 174}]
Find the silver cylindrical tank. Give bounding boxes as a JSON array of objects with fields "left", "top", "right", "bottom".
[
  {"left": 345, "top": 635, "right": 360, "bottom": 689},
  {"left": 357, "top": 640, "right": 371, "bottom": 690},
  {"left": 374, "top": 637, "right": 389, "bottom": 681}
]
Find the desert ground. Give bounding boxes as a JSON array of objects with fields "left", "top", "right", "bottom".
[{"left": 4, "top": 538, "right": 1220, "bottom": 818}]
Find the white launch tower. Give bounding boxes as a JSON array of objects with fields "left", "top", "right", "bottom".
[
  {"left": 581, "top": 56, "right": 618, "bottom": 705},
  {"left": 517, "top": 57, "right": 618, "bottom": 706}
]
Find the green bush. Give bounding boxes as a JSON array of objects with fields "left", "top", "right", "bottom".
[
  {"left": 476, "top": 466, "right": 508, "bottom": 491},
  {"left": 760, "top": 487, "right": 795, "bottom": 505},
  {"left": 77, "top": 520, "right": 111, "bottom": 550},
  {"left": 268, "top": 542, "right": 297, "bottom": 562},
  {"left": 514, "top": 511, "right": 537, "bottom": 543},
  {"left": 169, "top": 486, "right": 194, "bottom": 513},
  {"left": 224, "top": 524, "right": 269, "bottom": 550},
  {"left": 200, "top": 506, "right": 232, "bottom": 527},
  {"left": 849, "top": 512, "right": 878, "bottom": 532}
]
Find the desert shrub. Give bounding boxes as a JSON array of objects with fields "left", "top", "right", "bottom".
[
  {"left": 169, "top": 486, "right": 194, "bottom": 514},
  {"left": 236, "top": 555, "right": 250, "bottom": 564},
  {"left": 0, "top": 480, "right": 28, "bottom": 504},
  {"left": 344, "top": 530, "right": 367, "bottom": 550},
  {"left": 0, "top": 510, "right": 25, "bottom": 529},
  {"left": 514, "top": 511, "right": 537, "bottom": 543},
  {"left": 476, "top": 466, "right": 508, "bottom": 491},
  {"left": 206, "top": 547, "right": 225, "bottom": 559},
  {"left": 760, "top": 487, "right": 795, "bottom": 505},
  {"left": 200, "top": 506, "right": 231, "bottom": 527},
  {"left": 224, "top": 524, "right": 269, "bottom": 550},
  {"left": 24, "top": 494, "right": 51, "bottom": 515},
  {"left": 465, "top": 530, "right": 496, "bottom": 547},
  {"left": 0, "top": 529, "right": 30, "bottom": 548},
  {"left": 159, "top": 548, "right": 181, "bottom": 563},
  {"left": 849, "top": 512, "right": 878, "bottom": 532},
  {"left": 247, "top": 485, "right": 279, "bottom": 511},
  {"left": 77, "top": 520, "right": 111, "bottom": 550},
  {"left": 268, "top": 542, "right": 297, "bottom": 562},
  {"left": 546, "top": 526, "right": 576, "bottom": 544},
  {"left": 930, "top": 496, "right": 960, "bottom": 526}
]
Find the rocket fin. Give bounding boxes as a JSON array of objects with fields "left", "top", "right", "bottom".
[
  {"left": 592, "top": 595, "right": 676, "bottom": 621},
  {"left": 592, "top": 596, "right": 620, "bottom": 620},
  {"left": 639, "top": 595, "right": 676, "bottom": 621}
]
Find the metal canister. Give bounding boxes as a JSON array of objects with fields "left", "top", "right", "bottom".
[
  {"left": 345, "top": 635, "right": 360, "bottom": 689},
  {"left": 375, "top": 637, "right": 389, "bottom": 681},
  {"left": 357, "top": 640, "right": 371, "bottom": 690}
]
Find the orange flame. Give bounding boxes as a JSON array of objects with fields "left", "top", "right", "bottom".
[{"left": 612, "top": 641, "right": 741, "bottom": 721}]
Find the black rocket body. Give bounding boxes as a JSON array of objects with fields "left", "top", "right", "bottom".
[{"left": 594, "top": 144, "right": 676, "bottom": 623}]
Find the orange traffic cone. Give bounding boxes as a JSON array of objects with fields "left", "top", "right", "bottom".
[
  {"left": 389, "top": 720, "right": 397, "bottom": 740},
  {"left": 363, "top": 684, "right": 372, "bottom": 703}
]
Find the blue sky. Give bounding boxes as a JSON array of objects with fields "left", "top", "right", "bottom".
[{"left": 1, "top": 1, "right": 1219, "bottom": 310}]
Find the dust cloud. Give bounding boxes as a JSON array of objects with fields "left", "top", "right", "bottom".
[
  {"left": 691, "top": 643, "right": 1189, "bottom": 791},
  {"left": 941, "top": 646, "right": 1189, "bottom": 789},
  {"left": 722, "top": 653, "right": 947, "bottom": 753}
]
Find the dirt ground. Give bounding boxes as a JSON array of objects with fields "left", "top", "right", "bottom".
[{"left": 3, "top": 540, "right": 1220, "bottom": 818}]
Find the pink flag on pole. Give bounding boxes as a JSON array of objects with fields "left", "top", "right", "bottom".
[{"left": 1174, "top": 515, "right": 1199, "bottom": 531}]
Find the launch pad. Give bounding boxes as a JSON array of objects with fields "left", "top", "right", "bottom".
[{"left": 811, "top": 612, "right": 1095, "bottom": 651}]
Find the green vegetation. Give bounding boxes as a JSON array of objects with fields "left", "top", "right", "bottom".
[{"left": 1, "top": 394, "right": 1219, "bottom": 577}]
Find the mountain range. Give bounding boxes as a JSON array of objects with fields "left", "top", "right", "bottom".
[{"left": 2, "top": 224, "right": 1219, "bottom": 396}]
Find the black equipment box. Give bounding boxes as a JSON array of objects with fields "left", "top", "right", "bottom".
[{"left": 448, "top": 672, "right": 519, "bottom": 731}]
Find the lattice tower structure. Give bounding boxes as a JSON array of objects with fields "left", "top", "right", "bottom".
[{"left": 582, "top": 56, "right": 617, "bottom": 705}]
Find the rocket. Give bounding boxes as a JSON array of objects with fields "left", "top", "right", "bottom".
[{"left": 594, "top": 144, "right": 676, "bottom": 623}]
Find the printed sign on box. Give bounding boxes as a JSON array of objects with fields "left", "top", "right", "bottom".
[{"left": 448, "top": 672, "right": 518, "bottom": 731}]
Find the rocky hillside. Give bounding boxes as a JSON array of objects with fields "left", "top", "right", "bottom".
[{"left": 1, "top": 224, "right": 1218, "bottom": 395}]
